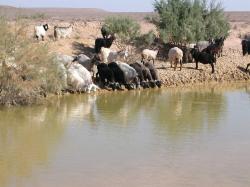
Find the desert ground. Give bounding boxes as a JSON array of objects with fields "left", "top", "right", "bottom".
[{"left": 2, "top": 6, "right": 250, "bottom": 87}]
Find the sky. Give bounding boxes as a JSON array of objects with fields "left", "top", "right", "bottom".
[{"left": 1, "top": 0, "right": 250, "bottom": 12}]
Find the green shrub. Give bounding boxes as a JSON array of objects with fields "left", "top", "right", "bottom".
[
  {"left": 18, "top": 13, "right": 47, "bottom": 20},
  {"left": 150, "top": 0, "right": 230, "bottom": 43},
  {"left": 0, "top": 17, "right": 64, "bottom": 106},
  {"left": 103, "top": 16, "right": 141, "bottom": 45},
  {"left": 30, "top": 13, "right": 47, "bottom": 20},
  {"left": 135, "top": 30, "right": 157, "bottom": 48}
]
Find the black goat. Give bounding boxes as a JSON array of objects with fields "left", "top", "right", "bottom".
[
  {"left": 108, "top": 62, "right": 126, "bottom": 89},
  {"left": 108, "top": 62, "right": 140, "bottom": 90},
  {"left": 94, "top": 34, "right": 116, "bottom": 53},
  {"left": 242, "top": 40, "right": 250, "bottom": 56},
  {"left": 191, "top": 48, "right": 216, "bottom": 74},
  {"left": 214, "top": 36, "right": 225, "bottom": 57},
  {"left": 116, "top": 62, "right": 140, "bottom": 90},
  {"left": 144, "top": 67, "right": 157, "bottom": 88},
  {"left": 202, "top": 44, "right": 219, "bottom": 60},
  {"left": 96, "top": 63, "right": 116, "bottom": 90},
  {"left": 130, "top": 62, "right": 145, "bottom": 86},
  {"left": 130, "top": 62, "right": 156, "bottom": 88},
  {"left": 202, "top": 37, "right": 225, "bottom": 59},
  {"left": 144, "top": 61, "right": 162, "bottom": 88}
]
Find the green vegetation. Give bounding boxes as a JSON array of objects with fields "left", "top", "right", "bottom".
[
  {"left": 103, "top": 16, "right": 141, "bottom": 45},
  {"left": 149, "top": 0, "right": 230, "bottom": 43},
  {"left": 102, "top": 16, "right": 158, "bottom": 51},
  {"left": 135, "top": 30, "right": 157, "bottom": 48},
  {"left": 0, "top": 17, "right": 64, "bottom": 106},
  {"left": 18, "top": 13, "right": 47, "bottom": 20},
  {"left": 30, "top": 13, "right": 47, "bottom": 19}
]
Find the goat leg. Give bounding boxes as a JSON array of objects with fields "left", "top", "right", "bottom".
[
  {"left": 246, "top": 63, "right": 250, "bottom": 71},
  {"left": 174, "top": 61, "right": 177, "bottom": 71},
  {"left": 211, "top": 63, "right": 215, "bottom": 74},
  {"left": 195, "top": 61, "right": 198, "bottom": 69}
]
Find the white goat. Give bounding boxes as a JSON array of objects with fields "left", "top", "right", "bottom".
[
  {"left": 55, "top": 53, "right": 74, "bottom": 67},
  {"left": 168, "top": 47, "right": 183, "bottom": 71},
  {"left": 54, "top": 25, "right": 73, "bottom": 40},
  {"left": 67, "top": 63, "right": 99, "bottom": 93},
  {"left": 73, "top": 54, "right": 100, "bottom": 77},
  {"left": 34, "top": 24, "right": 49, "bottom": 41},
  {"left": 100, "top": 47, "right": 128, "bottom": 64},
  {"left": 141, "top": 49, "right": 158, "bottom": 65}
]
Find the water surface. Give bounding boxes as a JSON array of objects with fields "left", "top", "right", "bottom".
[{"left": 0, "top": 84, "right": 250, "bottom": 187}]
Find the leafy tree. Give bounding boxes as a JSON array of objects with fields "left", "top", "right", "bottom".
[
  {"left": 150, "top": 0, "right": 230, "bottom": 43},
  {"left": 135, "top": 30, "right": 157, "bottom": 48},
  {"left": 204, "top": 0, "right": 230, "bottom": 39}
]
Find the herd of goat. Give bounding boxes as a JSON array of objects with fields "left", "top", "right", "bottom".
[{"left": 33, "top": 23, "right": 250, "bottom": 93}]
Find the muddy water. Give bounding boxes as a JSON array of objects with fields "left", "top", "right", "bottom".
[{"left": 0, "top": 84, "right": 250, "bottom": 187}]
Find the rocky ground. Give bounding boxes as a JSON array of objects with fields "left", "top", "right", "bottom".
[{"left": 157, "top": 48, "right": 250, "bottom": 87}]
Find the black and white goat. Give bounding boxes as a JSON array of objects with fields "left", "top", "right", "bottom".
[
  {"left": 95, "top": 34, "right": 116, "bottom": 53},
  {"left": 34, "top": 24, "right": 49, "bottom": 41}
]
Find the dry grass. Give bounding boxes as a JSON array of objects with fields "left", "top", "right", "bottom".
[{"left": 0, "top": 17, "right": 64, "bottom": 106}]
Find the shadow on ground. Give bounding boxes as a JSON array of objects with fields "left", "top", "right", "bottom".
[
  {"left": 237, "top": 66, "right": 249, "bottom": 73},
  {"left": 72, "top": 41, "right": 95, "bottom": 57}
]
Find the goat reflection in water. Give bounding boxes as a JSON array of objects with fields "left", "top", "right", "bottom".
[
  {"left": 0, "top": 94, "right": 101, "bottom": 187},
  {"left": 94, "top": 90, "right": 160, "bottom": 126},
  {"left": 73, "top": 88, "right": 226, "bottom": 131},
  {"left": 148, "top": 88, "right": 226, "bottom": 138}
]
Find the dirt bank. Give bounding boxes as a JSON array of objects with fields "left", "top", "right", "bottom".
[{"left": 156, "top": 48, "right": 250, "bottom": 87}]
